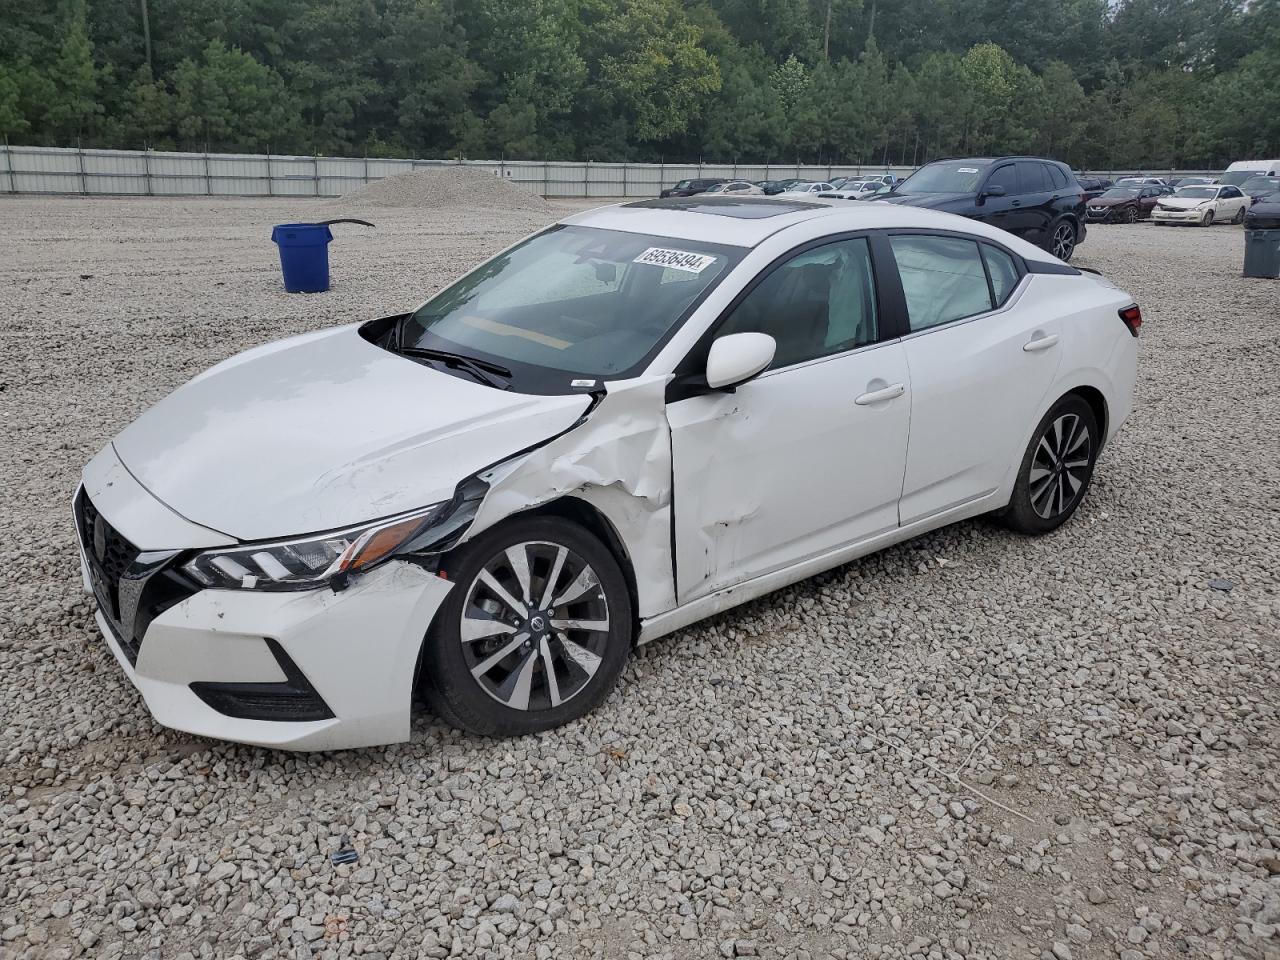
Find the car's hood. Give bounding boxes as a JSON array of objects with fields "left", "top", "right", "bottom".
[
  {"left": 1157, "top": 197, "right": 1209, "bottom": 209},
  {"left": 111, "top": 325, "right": 592, "bottom": 540},
  {"left": 879, "top": 192, "right": 969, "bottom": 208}
]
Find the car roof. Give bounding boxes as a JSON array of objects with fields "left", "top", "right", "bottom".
[{"left": 557, "top": 195, "right": 1060, "bottom": 256}]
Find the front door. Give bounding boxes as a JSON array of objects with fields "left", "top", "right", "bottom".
[{"left": 666, "top": 236, "right": 911, "bottom": 603}]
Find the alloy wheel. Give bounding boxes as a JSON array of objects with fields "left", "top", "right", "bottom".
[
  {"left": 1125, "top": 206, "right": 1138, "bottom": 223},
  {"left": 459, "top": 540, "right": 610, "bottom": 711},
  {"left": 1051, "top": 222, "right": 1076, "bottom": 260},
  {"left": 1029, "top": 413, "right": 1093, "bottom": 520}
]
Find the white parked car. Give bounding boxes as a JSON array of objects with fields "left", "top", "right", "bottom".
[
  {"left": 702, "top": 180, "right": 764, "bottom": 196},
  {"left": 778, "top": 181, "right": 836, "bottom": 196},
  {"left": 827, "top": 179, "right": 893, "bottom": 200},
  {"left": 1151, "top": 184, "right": 1250, "bottom": 225},
  {"left": 76, "top": 196, "right": 1139, "bottom": 750}
]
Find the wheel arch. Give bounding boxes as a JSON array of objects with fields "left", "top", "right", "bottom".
[
  {"left": 518, "top": 497, "right": 643, "bottom": 642},
  {"left": 1065, "top": 384, "right": 1109, "bottom": 450}
]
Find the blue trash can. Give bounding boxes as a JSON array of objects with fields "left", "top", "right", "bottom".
[{"left": 271, "top": 222, "right": 333, "bottom": 293}]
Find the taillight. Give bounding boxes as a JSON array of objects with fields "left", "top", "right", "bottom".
[{"left": 1119, "top": 304, "right": 1142, "bottom": 337}]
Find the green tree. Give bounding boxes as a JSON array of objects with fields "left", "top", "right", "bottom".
[
  {"left": 44, "top": 2, "right": 102, "bottom": 140},
  {"left": 172, "top": 40, "right": 299, "bottom": 150}
]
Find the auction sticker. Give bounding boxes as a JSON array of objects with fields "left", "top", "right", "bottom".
[
  {"left": 634, "top": 247, "right": 716, "bottom": 273},
  {"left": 957, "top": 167, "right": 979, "bottom": 173}
]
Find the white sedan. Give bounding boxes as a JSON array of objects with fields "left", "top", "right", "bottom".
[
  {"left": 777, "top": 181, "right": 836, "bottom": 196},
  {"left": 76, "top": 195, "right": 1139, "bottom": 750},
  {"left": 1151, "top": 184, "right": 1251, "bottom": 225}
]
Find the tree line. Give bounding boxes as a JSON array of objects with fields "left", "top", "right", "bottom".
[{"left": 1, "top": 0, "right": 1277, "bottom": 170}]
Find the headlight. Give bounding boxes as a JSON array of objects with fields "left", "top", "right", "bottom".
[{"left": 183, "top": 504, "right": 444, "bottom": 591}]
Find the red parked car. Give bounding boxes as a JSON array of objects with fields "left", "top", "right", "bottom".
[{"left": 1085, "top": 185, "right": 1164, "bottom": 223}]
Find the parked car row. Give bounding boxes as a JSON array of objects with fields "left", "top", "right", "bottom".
[{"left": 657, "top": 158, "right": 1280, "bottom": 256}]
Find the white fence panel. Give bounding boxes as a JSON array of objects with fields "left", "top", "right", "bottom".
[{"left": 0, "top": 144, "right": 1222, "bottom": 199}]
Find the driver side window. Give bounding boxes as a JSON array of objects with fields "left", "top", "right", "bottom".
[{"left": 717, "top": 238, "right": 879, "bottom": 370}]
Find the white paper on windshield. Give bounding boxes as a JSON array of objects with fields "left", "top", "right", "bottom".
[
  {"left": 634, "top": 247, "right": 716, "bottom": 273},
  {"left": 957, "top": 167, "right": 980, "bottom": 174}
]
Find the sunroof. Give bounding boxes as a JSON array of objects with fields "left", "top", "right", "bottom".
[{"left": 623, "top": 196, "right": 822, "bottom": 219}]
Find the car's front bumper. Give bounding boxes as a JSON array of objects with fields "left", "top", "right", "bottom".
[
  {"left": 75, "top": 463, "right": 453, "bottom": 751},
  {"left": 1151, "top": 207, "right": 1207, "bottom": 223}
]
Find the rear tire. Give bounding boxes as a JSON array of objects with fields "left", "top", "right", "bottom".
[
  {"left": 419, "top": 516, "right": 633, "bottom": 737},
  {"left": 1048, "top": 219, "right": 1077, "bottom": 261},
  {"left": 998, "top": 395, "right": 1099, "bottom": 536}
]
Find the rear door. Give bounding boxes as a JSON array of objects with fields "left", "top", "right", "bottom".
[
  {"left": 885, "top": 233, "right": 1063, "bottom": 524},
  {"left": 1013, "top": 161, "right": 1055, "bottom": 245}
]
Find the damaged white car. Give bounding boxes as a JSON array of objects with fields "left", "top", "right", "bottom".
[{"left": 76, "top": 195, "right": 1140, "bottom": 750}]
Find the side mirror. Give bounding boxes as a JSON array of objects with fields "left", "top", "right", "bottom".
[
  {"left": 706, "top": 333, "right": 776, "bottom": 390},
  {"left": 982, "top": 183, "right": 1007, "bottom": 198}
]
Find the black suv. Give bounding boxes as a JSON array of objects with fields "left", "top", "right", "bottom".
[
  {"left": 882, "top": 157, "right": 1087, "bottom": 261},
  {"left": 659, "top": 178, "right": 727, "bottom": 199}
]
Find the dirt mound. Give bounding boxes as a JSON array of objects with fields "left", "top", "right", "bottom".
[{"left": 328, "top": 166, "right": 552, "bottom": 213}]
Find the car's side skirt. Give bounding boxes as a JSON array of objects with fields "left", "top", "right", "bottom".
[{"left": 636, "top": 491, "right": 1001, "bottom": 646}]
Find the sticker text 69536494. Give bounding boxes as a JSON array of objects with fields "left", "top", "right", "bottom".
[{"left": 633, "top": 247, "right": 717, "bottom": 274}]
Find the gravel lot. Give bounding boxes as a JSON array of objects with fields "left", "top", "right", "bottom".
[{"left": 2, "top": 196, "right": 1279, "bottom": 960}]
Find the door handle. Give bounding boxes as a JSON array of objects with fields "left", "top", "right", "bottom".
[
  {"left": 1023, "top": 333, "right": 1059, "bottom": 352},
  {"left": 854, "top": 382, "right": 905, "bottom": 405},
  {"left": 1011, "top": 200, "right": 1022, "bottom": 207}
]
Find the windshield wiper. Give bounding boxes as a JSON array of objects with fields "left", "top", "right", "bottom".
[{"left": 397, "top": 346, "right": 512, "bottom": 390}]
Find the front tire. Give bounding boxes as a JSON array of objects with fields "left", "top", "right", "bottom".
[
  {"left": 1125, "top": 206, "right": 1138, "bottom": 224},
  {"left": 1048, "top": 219, "right": 1077, "bottom": 261},
  {"left": 420, "top": 516, "right": 633, "bottom": 736},
  {"left": 998, "top": 395, "right": 1099, "bottom": 535},
  {"left": 1201, "top": 209, "right": 1214, "bottom": 226}
]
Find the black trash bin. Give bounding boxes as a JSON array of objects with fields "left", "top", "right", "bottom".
[{"left": 1243, "top": 199, "right": 1280, "bottom": 279}]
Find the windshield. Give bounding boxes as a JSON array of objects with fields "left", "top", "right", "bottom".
[
  {"left": 1099, "top": 188, "right": 1140, "bottom": 199},
  {"left": 673, "top": 180, "right": 692, "bottom": 189},
  {"left": 897, "top": 161, "right": 990, "bottom": 194},
  {"left": 1174, "top": 187, "right": 1216, "bottom": 199},
  {"left": 1242, "top": 177, "right": 1279, "bottom": 192},
  {"left": 1221, "top": 170, "right": 1262, "bottom": 186},
  {"left": 703, "top": 184, "right": 725, "bottom": 193},
  {"left": 399, "top": 226, "right": 740, "bottom": 390}
]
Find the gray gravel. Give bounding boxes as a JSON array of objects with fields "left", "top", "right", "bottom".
[{"left": 2, "top": 198, "right": 1279, "bottom": 960}]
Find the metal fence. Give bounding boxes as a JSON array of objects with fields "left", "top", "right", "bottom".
[{"left": 0, "top": 144, "right": 1217, "bottom": 199}]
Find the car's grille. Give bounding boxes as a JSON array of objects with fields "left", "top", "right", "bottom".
[
  {"left": 75, "top": 489, "right": 198, "bottom": 667},
  {"left": 76, "top": 490, "right": 144, "bottom": 663}
]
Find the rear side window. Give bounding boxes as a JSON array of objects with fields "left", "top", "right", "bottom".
[
  {"left": 1016, "top": 161, "right": 1050, "bottom": 193},
  {"left": 981, "top": 245, "right": 1020, "bottom": 305},
  {"left": 890, "top": 235, "right": 993, "bottom": 331},
  {"left": 1047, "top": 165, "right": 1069, "bottom": 189}
]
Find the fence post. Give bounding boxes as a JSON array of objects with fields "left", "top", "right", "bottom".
[
  {"left": 622, "top": 162, "right": 627, "bottom": 198},
  {"left": 660, "top": 158, "right": 664, "bottom": 191},
  {"left": 3, "top": 136, "right": 14, "bottom": 194},
  {"left": 204, "top": 146, "right": 212, "bottom": 195},
  {"left": 543, "top": 161, "right": 549, "bottom": 198},
  {"left": 143, "top": 145, "right": 152, "bottom": 196},
  {"left": 583, "top": 160, "right": 588, "bottom": 198},
  {"left": 266, "top": 147, "right": 273, "bottom": 196},
  {"left": 313, "top": 153, "right": 320, "bottom": 196},
  {"left": 77, "top": 138, "right": 87, "bottom": 195},
  {"left": 364, "top": 152, "right": 370, "bottom": 185}
]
